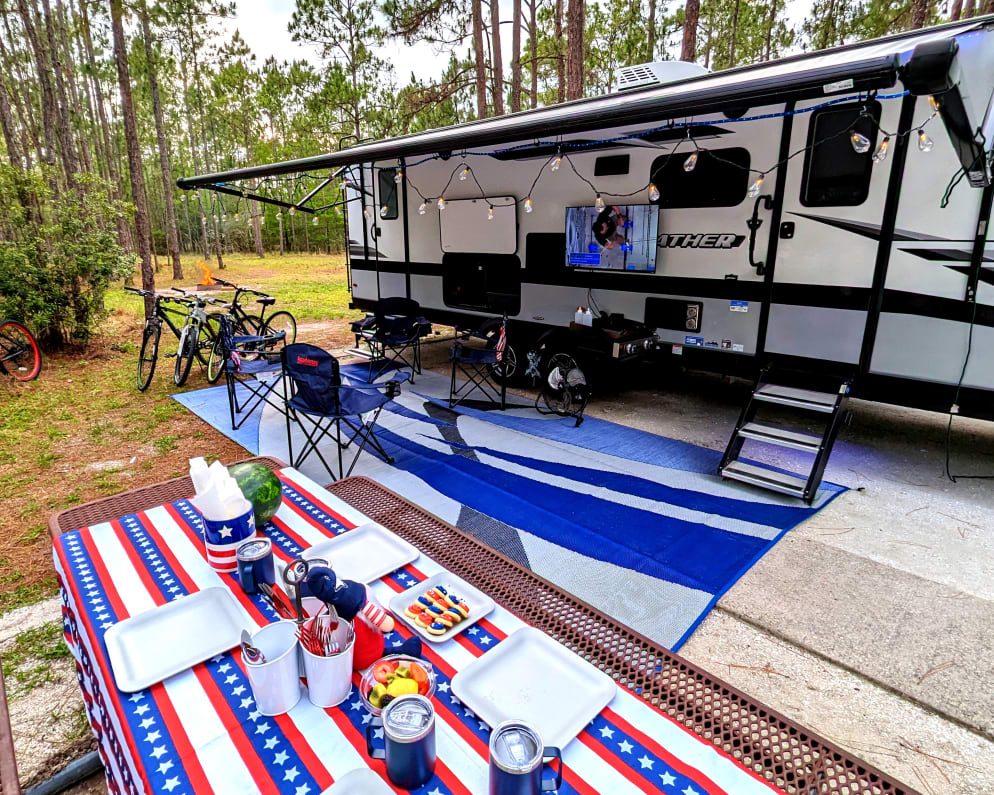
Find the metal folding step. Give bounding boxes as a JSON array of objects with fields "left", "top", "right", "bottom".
[
  {"left": 720, "top": 460, "right": 807, "bottom": 498},
  {"left": 753, "top": 384, "right": 837, "bottom": 413},
  {"left": 344, "top": 347, "right": 374, "bottom": 360},
  {"left": 718, "top": 367, "right": 852, "bottom": 504},
  {"left": 738, "top": 422, "right": 822, "bottom": 453}
]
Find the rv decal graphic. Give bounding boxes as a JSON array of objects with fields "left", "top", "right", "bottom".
[{"left": 660, "top": 233, "right": 745, "bottom": 249}]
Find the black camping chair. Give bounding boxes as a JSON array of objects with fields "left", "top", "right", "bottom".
[
  {"left": 281, "top": 343, "right": 407, "bottom": 481},
  {"left": 350, "top": 297, "right": 430, "bottom": 382},
  {"left": 215, "top": 315, "right": 287, "bottom": 430},
  {"left": 448, "top": 315, "right": 508, "bottom": 410}
]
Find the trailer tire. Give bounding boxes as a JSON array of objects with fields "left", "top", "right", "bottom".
[{"left": 478, "top": 319, "right": 523, "bottom": 384}]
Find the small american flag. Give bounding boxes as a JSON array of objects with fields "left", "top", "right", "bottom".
[{"left": 495, "top": 321, "right": 506, "bottom": 362}]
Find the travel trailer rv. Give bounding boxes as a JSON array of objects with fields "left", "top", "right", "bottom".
[{"left": 180, "top": 18, "right": 994, "bottom": 500}]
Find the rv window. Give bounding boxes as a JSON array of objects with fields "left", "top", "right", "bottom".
[
  {"left": 649, "top": 148, "right": 750, "bottom": 208},
  {"left": 377, "top": 168, "right": 399, "bottom": 220},
  {"left": 801, "top": 102, "right": 880, "bottom": 207}
]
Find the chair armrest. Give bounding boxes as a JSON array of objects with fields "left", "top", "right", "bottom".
[{"left": 350, "top": 315, "right": 377, "bottom": 333}]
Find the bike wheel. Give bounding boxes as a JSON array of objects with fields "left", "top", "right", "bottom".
[
  {"left": 137, "top": 323, "right": 160, "bottom": 392},
  {"left": 174, "top": 324, "right": 197, "bottom": 386},
  {"left": 0, "top": 321, "right": 42, "bottom": 381},
  {"left": 206, "top": 334, "right": 225, "bottom": 384},
  {"left": 236, "top": 315, "right": 264, "bottom": 360},
  {"left": 195, "top": 315, "right": 220, "bottom": 366},
  {"left": 263, "top": 311, "right": 296, "bottom": 346}
]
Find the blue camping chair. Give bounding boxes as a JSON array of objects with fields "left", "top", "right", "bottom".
[
  {"left": 350, "top": 297, "right": 430, "bottom": 383},
  {"left": 215, "top": 315, "right": 287, "bottom": 430},
  {"left": 281, "top": 343, "right": 407, "bottom": 481},
  {"left": 449, "top": 314, "right": 508, "bottom": 410}
]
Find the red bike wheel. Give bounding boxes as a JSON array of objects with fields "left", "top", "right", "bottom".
[{"left": 0, "top": 321, "right": 42, "bottom": 381}]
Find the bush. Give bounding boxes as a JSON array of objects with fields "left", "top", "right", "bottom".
[{"left": 0, "top": 167, "right": 135, "bottom": 349}]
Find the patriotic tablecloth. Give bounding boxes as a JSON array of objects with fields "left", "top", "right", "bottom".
[{"left": 53, "top": 467, "right": 780, "bottom": 795}]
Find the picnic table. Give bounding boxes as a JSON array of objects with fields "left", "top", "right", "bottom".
[{"left": 45, "top": 457, "right": 913, "bottom": 795}]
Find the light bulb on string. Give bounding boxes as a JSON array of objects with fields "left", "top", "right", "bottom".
[
  {"left": 289, "top": 206, "right": 296, "bottom": 216},
  {"left": 850, "top": 131, "right": 871, "bottom": 154},
  {"left": 179, "top": 194, "right": 185, "bottom": 202},
  {"left": 747, "top": 174, "right": 765, "bottom": 198},
  {"left": 683, "top": 150, "right": 699, "bottom": 172},
  {"left": 276, "top": 211, "right": 282, "bottom": 219},
  {"left": 928, "top": 95, "right": 941, "bottom": 111},
  {"left": 595, "top": 194, "right": 605, "bottom": 211},
  {"left": 201, "top": 214, "right": 207, "bottom": 223},
  {"left": 418, "top": 201, "right": 427, "bottom": 215},
  {"left": 917, "top": 129, "right": 933, "bottom": 153},
  {"left": 551, "top": 156, "right": 562, "bottom": 172},
  {"left": 648, "top": 183, "right": 660, "bottom": 202},
  {"left": 312, "top": 215, "right": 319, "bottom": 226},
  {"left": 487, "top": 205, "right": 495, "bottom": 221},
  {"left": 459, "top": 166, "right": 469, "bottom": 181},
  {"left": 234, "top": 212, "right": 240, "bottom": 220},
  {"left": 524, "top": 197, "right": 534, "bottom": 214},
  {"left": 379, "top": 205, "right": 388, "bottom": 218},
  {"left": 437, "top": 197, "right": 446, "bottom": 210},
  {"left": 362, "top": 206, "right": 371, "bottom": 219},
  {"left": 872, "top": 135, "right": 890, "bottom": 163},
  {"left": 394, "top": 169, "right": 404, "bottom": 184}
]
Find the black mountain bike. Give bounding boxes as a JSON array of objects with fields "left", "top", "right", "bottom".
[
  {"left": 126, "top": 288, "right": 192, "bottom": 391},
  {"left": 0, "top": 320, "right": 42, "bottom": 381},
  {"left": 211, "top": 277, "right": 297, "bottom": 344}
]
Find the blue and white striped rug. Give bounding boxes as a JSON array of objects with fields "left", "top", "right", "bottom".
[{"left": 173, "top": 366, "right": 844, "bottom": 650}]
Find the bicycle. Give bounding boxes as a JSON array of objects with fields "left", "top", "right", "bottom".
[
  {"left": 170, "top": 288, "right": 228, "bottom": 387},
  {"left": 0, "top": 320, "right": 42, "bottom": 381},
  {"left": 211, "top": 277, "right": 297, "bottom": 344},
  {"left": 125, "top": 287, "right": 197, "bottom": 391}
]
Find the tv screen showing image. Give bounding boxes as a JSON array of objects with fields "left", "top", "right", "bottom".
[{"left": 565, "top": 204, "right": 659, "bottom": 272}]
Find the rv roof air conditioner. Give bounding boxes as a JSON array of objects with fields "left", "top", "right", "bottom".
[{"left": 614, "top": 61, "right": 709, "bottom": 93}]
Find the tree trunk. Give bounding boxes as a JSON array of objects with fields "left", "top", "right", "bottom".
[
  {"left": 647, "top": 0, "right": 657, "bottom": 61},
  {"left": 510, "top": 0, "right": 521, "bottom": 112},
  {"left": 250, "top": 199, "right": 264, "bottom": 257},
  {"left": 728, "top": 0, "right": 740, "bottom": 67},
  {"left": 763, "top": 0, "right": 776, "bottom": 60},
  {"left": 139, "top": 0, "right": 182, "bottom": 280},
  {"left": 911, "top": 0, "right": 929, "bottom": 26},
  {"left": 110, "top": 0, "right": 155, "bottom": 317},
  {"left": 979, "top": 0, "right": 992, "bottom": 14},
  {"left": 565, "top": 0, "right": 584, "bottom": 101},
  {"left": 189, "top": 25, "right": 224, "bottom": 269},
  {"left": 0, "top": 75, "right": 25, "bottom": 170},
  {"left": 554, "top": 0, "right": 565, "bottom": 102},
  {"left": 278, "top": 214, "right": 285, "bottom": 256},
  {"left": 15, "top": 0, "right": 60, "bottom": 177},
  {"left": 962, "top": 0, "right": 975, "bottom": 17},
  {"left": 40, "top": 0, "right": 79, "bottom": 181},
  {"left": 55, "top": 0, "right": 92, "bottom": 174},
  {"left": 949, "top": 0, "right": 962, "bottom": 19},
  {"left": 471, "top": 0, "right": 488, "bottom": 118},
  {"left": 489, "top": 0, "right": 504, "bottom": 115}
]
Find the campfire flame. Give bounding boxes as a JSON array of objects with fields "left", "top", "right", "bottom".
[{"left": 197, "top": 260, "right": 215, "bottom": 286}]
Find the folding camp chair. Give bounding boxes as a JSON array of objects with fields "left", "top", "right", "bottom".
[
  {"left": 350, "top": 297, "right": 430, "bottom": 382},
  {"left": 215, "top": 315, "right": 287, "bottom": 430},
  {"left": 448, "top": 314, "right": 508, "bottom": 410},
  {"left": 281, "top": 343, "right": 407, "bottom": 481}
]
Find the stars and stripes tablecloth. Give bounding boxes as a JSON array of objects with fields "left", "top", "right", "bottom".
[{"left": 53, "top": 467, "right": 780, "bottom": 795}]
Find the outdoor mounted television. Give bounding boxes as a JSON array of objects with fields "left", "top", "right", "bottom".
[{"left": 565, "top": 204, "right": 659, "bottom": 272}]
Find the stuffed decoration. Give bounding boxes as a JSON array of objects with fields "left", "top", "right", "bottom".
[{"left": 304, "top": 565, "right": 422, "bottom": 669}]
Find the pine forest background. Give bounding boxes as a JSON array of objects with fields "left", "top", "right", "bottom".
[{"left": 0, "top": 0, "right": 987, "bottom": 346}]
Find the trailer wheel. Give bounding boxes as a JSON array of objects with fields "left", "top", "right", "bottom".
[{"left": 479, "top": 320, "right": 522, "bottom": 383}]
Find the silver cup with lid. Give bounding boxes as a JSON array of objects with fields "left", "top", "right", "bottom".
[
  {"left": 489, "top": 720, "right": 562, "bottom": 794},
  {"left": 365, "top": 693, "right": 436, "bottom": 789}
]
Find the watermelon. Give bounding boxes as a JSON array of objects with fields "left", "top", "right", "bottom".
[{"left": 229, "top": 463, "right": 282, "bottom": 528}]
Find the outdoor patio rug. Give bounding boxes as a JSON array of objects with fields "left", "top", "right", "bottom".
[{"left": 173, "top": 365, "right": 845, "bottom": 650}]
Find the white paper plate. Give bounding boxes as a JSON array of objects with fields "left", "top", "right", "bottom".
[
  {"left": 451, "top": 626, "right": 616, "bottom": 749},
  {"left": 302, "top": 522, "right": 419, "bottom": 584},
  {"left": 105, "top": 587, "right": 248, "bottom": 692},
  {"left": 321, "top": 768, "right": 393, "bottom": 794},
  {"left": 388, "top": 572, "right": 495, "bottom": 643}
]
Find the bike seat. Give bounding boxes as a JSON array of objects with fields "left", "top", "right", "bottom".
[{"left": 256, "top": 296, "right": 276, "bottom": 306}]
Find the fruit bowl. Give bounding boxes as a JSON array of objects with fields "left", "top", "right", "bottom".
[{"left": 358, "top": 655, "right": 436, "bottom": 716}]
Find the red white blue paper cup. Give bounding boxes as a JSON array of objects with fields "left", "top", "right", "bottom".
[{"left": 200, "top": 507, "right": 257, "bottom": 572}]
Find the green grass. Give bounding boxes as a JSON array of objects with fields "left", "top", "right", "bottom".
[{"left": 2, "top": 620, "right": 72, "bottom": 699}]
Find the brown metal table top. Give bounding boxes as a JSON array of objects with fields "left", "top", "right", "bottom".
[{"left": 40, "top": 457, "right": 916, "bottom": 795}]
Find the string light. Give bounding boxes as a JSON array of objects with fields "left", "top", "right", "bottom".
[
  {"left": 551, "top": 156, "right": 562, "bottom": 172},
  {"left": 201, "top": 214, "right": 206, "bottom": 223},
  {"left": 487, "top": 205, "right": 495, "bottom": 221},
  {"left": 276, "top": 211, "right": 282, "bottom": 219},
  {"left": 524, "top": 197, "right": 534, "bottom": 214},
  {"left": 928, "top": 95, "right": 940, "bottom": 111},
  {"left": 917, "top": 129, "right": 933, "bottom": 153},
  {"left": 380, "top": 205, "right": 389, "bottom": 217},
  {"left": 648, "top": 183, "right": 660, "bottom": 202},
  {"left": 850, "top": 131, "right": 871, "bottom": 153},
  {"left": 179, "top": 194, "right": 185, "bottom": 202},
  {"left": 234, "top": 212, "right": 240, "bottom": 220},
  {"left": 872, "top": 135, "right": 891, "bottom": 163},
  {"left": 394, "top": 169, "right": 404, "bottom": 184},
  {"left": 683, "top": 151, "right": 699, "bottom": 172},
  {"left": 362, "top": 206, "right": 371, "bottom": 218},
  {"left": 289, "top": 206, "right": 296, "bottom": 216},
  {"left": 458, "top": 166, "right": 469, "bottom": 181},
  {"left": 418, "top": 201, "right": 427, "bottom": 215},
  {"left": 437, "top": 197, "right": 446, "bottom": 210},
  {"left": 313, "top": 215, "right": 320, "bottom": 226},
  {"left": 594, "top": 194, "right": 605, "bottom": 211},
  {"left": 747, "top": 174, "right": 765, "bottom": 198}
]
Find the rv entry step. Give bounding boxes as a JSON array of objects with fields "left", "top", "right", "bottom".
[{"left": 719, "top": 367, "right": 852, "bottom": 504}]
